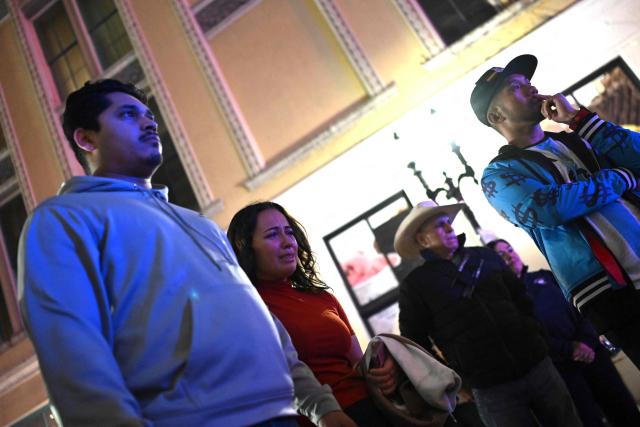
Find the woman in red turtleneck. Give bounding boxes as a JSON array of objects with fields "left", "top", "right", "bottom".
[{"left": 228, "top": 202, "right": 395, "bottom": 427}]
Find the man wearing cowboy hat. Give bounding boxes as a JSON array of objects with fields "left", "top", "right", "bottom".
[
  {"left": 395, "top": 200, "right": 581, "bottom": 427},
  {"left": 473, "top": 54, "right": 640, "bottom": 370}
]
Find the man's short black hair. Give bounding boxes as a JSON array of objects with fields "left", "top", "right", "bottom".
[{"left": 62, "top": 79, "right": 148, "bottom": 174}]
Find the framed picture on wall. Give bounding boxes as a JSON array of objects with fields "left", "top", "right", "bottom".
[
  {"left": 563, "top": 57, "right": 639, "bottom": 130},
  {"left": 324, "top": 191, "right": 422, "bottom": 336}
]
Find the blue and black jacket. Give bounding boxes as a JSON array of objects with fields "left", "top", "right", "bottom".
[{"left": 482, "top": 112, "right": 640, "bottom": 310}]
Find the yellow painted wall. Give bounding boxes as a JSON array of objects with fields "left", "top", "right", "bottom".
[
  {"left": 0, "top": 19, "right": 66, "bottom": 203},
  {"left": 211, "top": 0, "right": 366, "bottom": 161},
  {"left": 336, "top": 0, "right": 429, "bottom": 93}
]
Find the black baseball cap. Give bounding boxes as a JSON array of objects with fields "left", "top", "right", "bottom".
[{"left": 470, "top": 54, "right": 538, "bottom": 126}]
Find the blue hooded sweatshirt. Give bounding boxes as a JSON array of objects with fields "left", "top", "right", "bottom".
[{"left": 18, "top": 176, "right": 338, "bottom": 426}]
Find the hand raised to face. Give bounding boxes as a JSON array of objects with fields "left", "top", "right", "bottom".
[{"left": 537, "top": 93, "right": 579, "bottom": 124}]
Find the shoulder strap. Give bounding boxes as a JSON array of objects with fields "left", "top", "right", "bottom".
[
  {"left": 489, "top": 144, "right": 563, "bottom": 185},
  {"left": 553, "top": 132, "right": 640, "bottom": 209},
  {"left": 550, "top": 131, "right": 600, "bottom": 173}
]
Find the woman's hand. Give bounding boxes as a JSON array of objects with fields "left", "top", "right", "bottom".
[
  {"left": 572, "top": 341, "right": 595, "bottom": 363},
  {"left": 366, "top": 356, "right": 398, "bottom": 396}
]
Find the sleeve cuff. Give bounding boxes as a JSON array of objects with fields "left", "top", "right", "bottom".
[
  {"left": 568, "top": 106, "right": 591, "bottom": 130},
  {"left": 295, "top": 382, "right": 342, "bottom": 425},
  {"left": 612, "top": 167, "right": 637, "bottom": 191},
  {"left": 571, "top": 107, "right": 605, "bottom": 140}
]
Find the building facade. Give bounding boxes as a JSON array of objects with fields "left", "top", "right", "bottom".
[{"left": 2, "top": 0, "right": 622, "bottom": 423}]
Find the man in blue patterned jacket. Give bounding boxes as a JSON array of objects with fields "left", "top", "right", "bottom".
[{"left": 471, "top": 54, "right": 640, "bottom": 369}]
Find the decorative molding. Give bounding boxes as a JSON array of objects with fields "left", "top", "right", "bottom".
[
  {"left": 0, "top": 87, "right": 38, "bottom": 213},
  {"left": 313, "top": 0, "right": 384, "bottom": 96},
  {"left": 8, "top": 0, "right": 75, "bottom": 179},
  {"left": 0, "top": 222, "right": 22, "bottom": 342},
  {"left": 200, "top": 197, "right": 224, "bottom": 218},
  {"left": 244, "top": 83, "right": 397, "bottom": 191},
  {"left": 392, "top": 0, "right": 445, "bottom": 58},
  {"left": 174, "top": 0, "right": 265, "bottom": 177},
  {"left": 0, "top": 90, "right": 32, "bottom": 335},
  {"left": 0, "top": 355, "right": 39, "bottom": 397},
  {"left": 114, "top": 0, "right": 219, "bottom": 213}
]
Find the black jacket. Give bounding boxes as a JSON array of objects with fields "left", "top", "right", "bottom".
[
  {"left": 522, "top": 268, "right": 601, "bottom": 364},
  {"left": 399, "top": 244, "right": 548, "bottom": 389}
]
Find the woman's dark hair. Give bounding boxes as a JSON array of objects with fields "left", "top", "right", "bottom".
[
  {"left": 62, "top": 79, "right": 148, "bottom": 174},
  {"left": 486, "top": 238, "right": 509, "bottom": 250},
  {"left": 227, "top": 201, "right": 329, "bottom": 292}
]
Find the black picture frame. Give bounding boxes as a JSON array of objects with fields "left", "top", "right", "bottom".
[
  {"left": 563, "top": 56, "right": 640, "bottom": 128},
  {"left": 323, "top": 191, "right": 421, "bottom": 336}
]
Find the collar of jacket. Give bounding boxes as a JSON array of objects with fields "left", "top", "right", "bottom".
[
  {"left": 493, "top": 129, "right": 571, "bottom": 158},
  {"left": 492, "top": 131, "right": 579, "bottom": 163}
]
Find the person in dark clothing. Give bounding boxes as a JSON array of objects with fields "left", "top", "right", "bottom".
[
  {"left": 445, "top": 388, "right": 485, "bottom": 427},
  {"left": 394, "top": 200, "right": 581, "bottom": 427},
  {"left": 488, "top": 239, "right": 640, "bottom": 427}
]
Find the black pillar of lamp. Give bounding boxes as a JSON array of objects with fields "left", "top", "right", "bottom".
[{"left": 407, "top": 141, "right": 484, "bottom": 239}]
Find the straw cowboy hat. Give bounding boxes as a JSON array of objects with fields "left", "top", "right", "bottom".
[{"left": 394, "top": 201, "right": 465, "bottom": 260}]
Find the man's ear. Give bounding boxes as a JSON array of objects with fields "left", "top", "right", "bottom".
[
  {"left": 487, "top": 106, "right": 504, "bottom": 127},
  {"left": 416, "top": 232, "right": 430, "bottom": 249},
  {"left": 73, "top": 128, "right": 98, "bottom": 153}
]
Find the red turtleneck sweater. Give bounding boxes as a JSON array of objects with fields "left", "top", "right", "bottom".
[{"left": 256, "top": 279, "right": 369, "bottom": 416}]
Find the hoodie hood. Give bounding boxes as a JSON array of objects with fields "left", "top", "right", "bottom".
[{"left": 59, "top": 176, "right": 169, "bottom": 201}]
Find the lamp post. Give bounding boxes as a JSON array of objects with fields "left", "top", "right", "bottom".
[{"left": 407, "top": 141, "right": 486, "bottom": 240}]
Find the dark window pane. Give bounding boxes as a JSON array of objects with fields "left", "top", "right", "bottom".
[
  {"left": 0, "top": 154, "right": 15, "bottom": 186},
  {"left": 0, "top": 135, "right": 11, "bottom": 342},
  {"left": 195, "top": 0, "right": 253, "bottom": 34},
  {"left": 56, "top": 45, "right": 92, "bottom": 98},
  {"left": 0, "top": 278, "right": 11, "bottom": 343},
  {"left": 0, "top": 0, "right": 8, "bottom": 21},
  {"left": 77, "top": 0, "right": 132, "bottom": 69},
  {"left": 417, "top": 0, "right": 498, "bottom": 45},
  {"left": 0, "top": 127, "right": 6, "bottom": 151},
  {"left": 111, "top": 59, "right": 145, "bottom": 86},
  {"left": 0, "top": 193, "right": 26, "bottom": 344},
  {"left": 0, "top": 194, "right": 27, "bottom": 274},
  {"left": 34, "top": 1, "right": 90, "bottom": 99},
  {"left": 147, "top": 99, "right": 200, "bottom": 211}
]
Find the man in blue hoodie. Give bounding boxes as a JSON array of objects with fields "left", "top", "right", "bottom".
[
  {"left": 18, "top": 79, "right": 356, "bottom": 427},
  {"left": 472, "top": 54, "right": 640, "bottom": 370}
]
